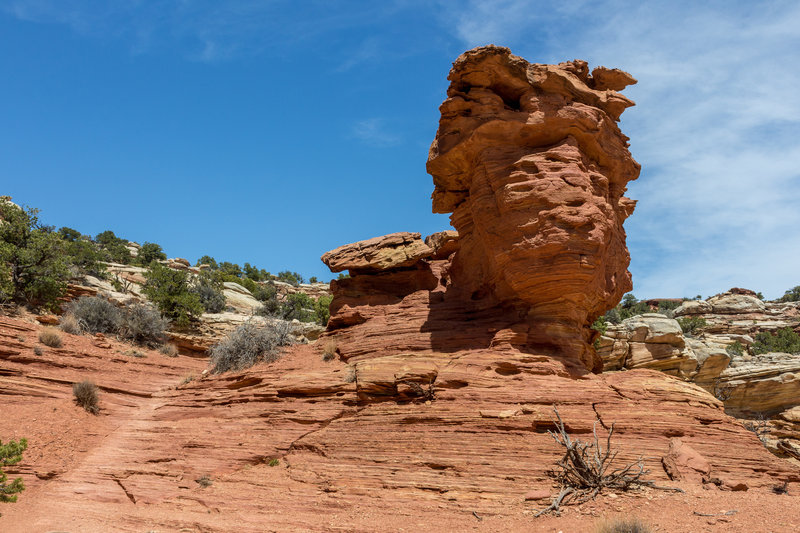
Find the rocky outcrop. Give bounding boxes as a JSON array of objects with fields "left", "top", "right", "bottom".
[{"left": 325, "top": 45, "right": 640, "bottom": 373}]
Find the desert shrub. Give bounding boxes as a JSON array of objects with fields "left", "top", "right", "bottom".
[
  {"left": 278, "top": 293, "right": 315, "bottom": 322},
  {"left": 778, "top": 286, "right": 800, "bottom": 303},
  {"left": 603, "top": 308, "right": 621, "bottom": 325},
  {"left": 276, "top": 270, "right": 304, "bottom": 286},
  {"left": 0, "top": 199, "right": 70, "bottom": 310},
  {"left": 137, "top": 241, "right": 167, "bottom": 266},
  {"left": 616, "top": 294, "right": 650, "bottom": 320},
  {"left": 219, "top": 261, "right": 243, "bottom": 278},
  {"left": 252, "top": 281, "right": 278, "bottom": 303},
  {"left": 72, "top": 380, "right": 99, "bottom": 414},
  {"left": 595, "top": 517, "right": 652, "bottom": 533},
  {"left": 0, "top": 437, "right": 28, "bottom": 504},
  {"left": 66, "top": 296, "right": 121, "bottom": 334},
  {"left": 33, "top": 346, "right": 43, "bottom": 356},
  {"left": 59, "top": 313, "right": 84, "bottom": 335},
  {"left": 590, "top": 316, "right": 608, "bottom": 336},
  {"left": 62, "top": 236, "right": 106, "bottom": 278},
  {"left": 123, "top": 349, "right": 145, "bottom": 358},
  {"left": 119, "top": 303, "right": 168, "bottom": 347},
  {"left": 196, "top": 475, "right": 212, "bottom": 487},
  {"left": 314, "top": 294, "right": 333, "bottom": 326},
  {"left": 94, "top": 230, "right": 132, "bottom": 264},
  {"left": 196, "top": 255, "right": 218, "bottom": 269},
  {"left": 159, "top": 343, "right": 179, "bottom": 357},
  {"left": 751, "top": 327, "right": 800, "bottom": 355},
  {"left": 38, "top": 328, "right": 62, "bottom": 348},
  {"left": 309, "top": 276, "right": 318, "bottom": 283},
  {"left": 268, "top": 458, "right": 280, "bottom": 467},
  {"left": 142, "top": 262, "right": 203, "bottom": 327},
  {"left": 726, "top": 340, "right": 745, "bottom": 357},
  {"left": 210, "top": 320, "right": 293, "bottom": 373},
  {"left": 243, "top": 262, "right": 271, "bottom": 282},
  {"left": 337, "top": 273, "right": 349, "bottom": 280},
  {"left": 676, "top": 316, "right": 706, "bottom": 335},
  {"left": 190, "top": 272, "right": 226, "bottom": 313}
]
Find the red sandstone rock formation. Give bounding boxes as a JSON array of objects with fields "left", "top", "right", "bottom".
[{"left": 324, "top": 45, "right": 639, "bottom": 373}]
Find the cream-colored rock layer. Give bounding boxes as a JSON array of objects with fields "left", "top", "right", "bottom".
[{"left": 321, "top": 232, "right": 433, "bottom": 273}]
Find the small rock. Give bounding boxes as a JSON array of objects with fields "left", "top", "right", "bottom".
[{"left": 523, "top": 490, "right": 551, "bottom": 501}]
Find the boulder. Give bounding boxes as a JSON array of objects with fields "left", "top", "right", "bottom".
[
  {"left": 321, "top": 232, "right": 433, "bottom": 274},
  {"left": 707, "top": 293, "right": 766, "bottom": 314}
]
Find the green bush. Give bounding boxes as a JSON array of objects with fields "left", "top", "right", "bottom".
[
  {"left": 142, "top": 262, "right": 203, "bottom": 327},
  {"left": 778, "top": 286, "right": 800, "bottom": 303},
  {"left": 190, "top": 271, "right": 226, "bottom": 313},
  {"left": 210, "top": 321, "right": 293, "bottom": 373},
  {"left": 94, "top": 230, "right": 132, "bottom": 264},
  {"left": 277, "top": 270, "right": 304, "bottom": 286},
  {"left": 252, "top": 281, "right": 277, "bottom": 303},
  {"left": 617, "top": 294, "right": 650, "bottom": 320},
  {"left": 72, "top": 380, "right": 99, "bottom": 414},
  {"left": 0, "top": 199, "right": 70, "bottom": 310},
  {"left": 726, "top": 340, "right": 745, "bottom": 357},
  {"left": 1, "top": 437, "right": 27, "bottom": 504},
  {"left": 196, "top": 255, "right": 218, "bottom": 269},
  {"left": 278, "top": 292, "right": 315, "bottom": 322},
  {"left": 751, "top": 327, "right": 800, "bottom": 355},
  {"left": 66, "top": 296, "right": 122, "bottom": 334},
  {"left": 119, "top": 303, "right": 168, "bottom": 347},
  {"left": 314, "top": 294, "right": 333, "bottom": 326},
  {"left": 676, "top": 316, "right": 707, "bottom": 335},
  {"left": 137, "top": 241, "right": 167, "bottom": 266}
]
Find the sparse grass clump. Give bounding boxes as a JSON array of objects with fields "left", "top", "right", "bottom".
[
  {"left": 159, "top": 343, "right": 179, "bottom": 357},
  {"left": 595, "top": 517, "right": 652, "bottom": 533},
  {"left": 65, "top": 296, "right": 121, "bottom": 334},
  {"left": 195, "top": 475, "right": 212, "bottom": 487},
  {"left": 72, "top": 380, "right": 99, "bottom": 414},
  {"left": 210, "top": 320, "right": 293, "bottom": 373},
  {"left": 322, "top": 340, "right": 338, "bottom": 362},
  {"left": 38, "top": 328, "right": 62, "bottom": 348},
  {"left": 268, "top": 458, "right": 280, "bottom": 467},
  {"left": 119, "top": 303, "right": 168, "bottom": 348},
  {"left": 33, "top": 346, "right": 43, "bottom": 356}
]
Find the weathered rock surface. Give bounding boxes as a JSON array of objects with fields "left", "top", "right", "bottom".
[
  {"left": 321, "top": 232, "right": 433, "bottom": 274},
  {"left": 2, "top": 314, "right": 798, "bottom": 531},
  {"left": 326, "top": 45, "right": 640, "bottom": 373}
]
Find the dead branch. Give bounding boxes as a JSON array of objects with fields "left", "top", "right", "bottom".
[{"left": 535, "top": 406, "right": 683, "bottom": 516}]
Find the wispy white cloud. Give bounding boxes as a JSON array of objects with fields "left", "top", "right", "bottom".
[
  {"left": 350, "top": 118, "right": 402, "bottom": 147},
  {"left": 439, "top": 0, "right": 800, "bottom": 299},
  {"left": 0, "top": 0, "right": 420, "bottom": 63}
]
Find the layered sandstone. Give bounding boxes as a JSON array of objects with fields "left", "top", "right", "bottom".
[{"left": 324, "top": 45, "right": 639, "bottom": 373}]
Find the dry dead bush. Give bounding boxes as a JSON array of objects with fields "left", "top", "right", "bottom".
[
  {"left": 38, "top": 328, "right": 62, "bottom": 348},
  {"left": 159, "top": 343, "right": 179, "bottom": 357},
  {"left": 72, "top": 380, "right": 99, "bottom": 414},
  {"left": 322, "top": 340, "right": 338, "bottom": 361},
  {"left": 536, "top": 406, "right": 681, "bottom": 516},
  {"left": 595, "top": 517, "right": 652, "bottom": 533},
  {"left": 59, "top": 313, "right": 84, "bottom": 335}
]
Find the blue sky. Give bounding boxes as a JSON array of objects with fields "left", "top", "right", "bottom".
[{"left": 2, "top": 1, "right": 799, "bottom": 299}]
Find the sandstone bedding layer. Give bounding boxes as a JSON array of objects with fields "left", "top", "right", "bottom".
[{"left": 3, "top": 45, "right": 800, "bottom": 532}]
